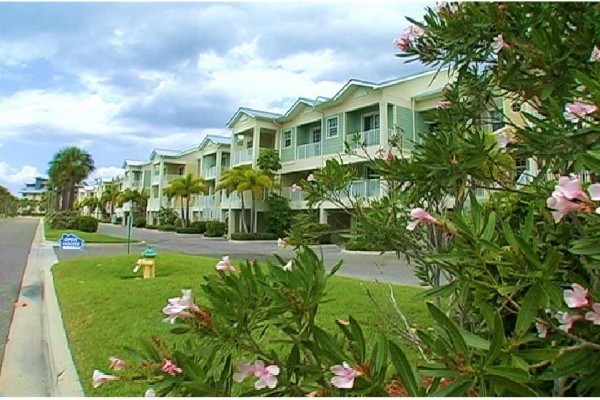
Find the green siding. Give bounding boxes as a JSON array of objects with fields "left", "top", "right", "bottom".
[
  {"left": 396, "top": 106, "right": 414, "bottom": 149},
  {"left": 281, "top": 127, "right": 295, "bottom": 162},
  {"left": 415, "top": 112, "right": 428, "bottom": 143},
  {"left": 323, "top": 113, "right": 343, "bottom": 155}
]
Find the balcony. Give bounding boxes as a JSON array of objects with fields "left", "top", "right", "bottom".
[
  {"left": 197, "top": 194, "right": 216, "bottom": 208},
  {"left": 281, "top": 187, "right": 307, "bottom": 203},
  {"left": 344, "top": 179, "right": 381, "bottom": 198},
  {"left": 232, "top": 148, "right": 253, "bottom": 166},
  {"left": 347, "top": 128, "right": 380, "bottom": 149},
  {"left": 151, "top": 175, "right": 161, "bottom": 185},
  {"left": 162, "top": 174, "right": 183, "bottom": 185},
  {"left": 202, "top": 166, "right": 217, "bottom": 180},
  {"left": 297, "top": 142, "right": 322, "bottom": 159},
  {"left": 130, "top": 180, "right": 141, "bottom": 188}
]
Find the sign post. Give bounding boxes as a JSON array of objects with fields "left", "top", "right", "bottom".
[
  {"left": 127, "top": 214, "right": 133, "bottom": 255},
  {"left": 58, "top": 233, "right": 86, "bottom": 251}
]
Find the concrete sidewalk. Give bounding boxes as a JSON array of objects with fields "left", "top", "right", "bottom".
[{"left": 0, "top": 220, "right": 84, "bottom": 396}]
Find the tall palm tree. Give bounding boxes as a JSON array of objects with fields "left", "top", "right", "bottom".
[
  {"left": 118, "top": 188, "right": 149, "bottom": 223},
  {"left": 81, "top": 196, "right": 101, "bottom": 217},
  {"left": 170, "top": 174, "right": 209, "bottom": 226},
  {"left": 100, "top": 182, "right": 120, "bottom": 221},
  {"left": 217, "top": 166, "right": 249, "bottom": 233},
  {"left": 237, "top": 168, "right": 275, "bottom": 233},
  {"left": 47, "top": 147, "right": 95, "bottom": 211}
]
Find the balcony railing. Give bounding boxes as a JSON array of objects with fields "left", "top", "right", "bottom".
[
  {"left": 202, "top": 166, "right": 217, "bottom": 179},
  {"left": 151, "top": 175, "right": 161, "bottom": 185},
  {"left": 281, "top": 187, "right": 307, "bottom": 203},
  {"left": 297, "top": 142, "right": 322, "bottom": 159},
  {"left": 345, "top": 179, "right": 381, "bottom": 198},
  {"left": 203, "top": 208, "right": 220, "bottom": 221},
  {"left": 347, "top": 128, "right": 380, "bottom": 149},
  {"left": 162, "top": 174, "right": 183, "bottom": 185},
  {"left": 130, "top": 180, "right": 141, "bottom": 188},
  {"left": 232, "top": 148, "right": 253, "bottom": 165},
  {"left": 197, "top": 194, "right": 216, "bottom": 208}
]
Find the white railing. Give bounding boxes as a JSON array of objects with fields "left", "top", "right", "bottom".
[
  {"left": 202, "top": 166, "right": 217, "bottom": 179},
  {"left": 203, "top": 208, "right": 220, "bottom": 221},
  {"left": 347, "top": 128, "right": 380, "bottom": 148},
  {"left": 151, "top": 175, "right": 161, "bottom": 185},
  {"left": 281, "top": 187, "right": 307, "bottom": 203},
  {"left": 232, "top": 148, "right": 253, "bottom": 165},
  {"left": 297, "top": 142, "right": 322, "bottom": 159},
  {"left": 346, "top": 179, "right": 381, "bottom": 198},
  {"left": 162, "top": 174, "right": 183, "bottom": 185},
  {"left": 197, "top": 194, "right": 216, "bottom": 208}
]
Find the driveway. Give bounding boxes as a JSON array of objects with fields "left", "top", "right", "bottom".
[
  {"left": 56, "top": 223, "right": 422, "bottom": 286},
  {"left": 0, "top": 217, "right": 38, "bottom": 369}
]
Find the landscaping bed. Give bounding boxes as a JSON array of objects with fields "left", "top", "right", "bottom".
[
  {"left": 45, "top": 225, "right": 136, "bottom": 244},
  {"left": 53, "top": 252, "right": 429, "bottom": 397}
]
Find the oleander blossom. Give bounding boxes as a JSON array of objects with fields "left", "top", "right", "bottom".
[
  {"left": 330, "top": 362, "right": 362, "bottom": 389},
  {"left": 535, "top": 322, "right": 548, "bottom": 338},
  {"left": 436, "top": 100, "right": 451, "bottom": 109},
  {"left": 282, "top": 260, "right": 293, "bottom": 271},
  {"left": 92, "top": 370, "right": 119, "bottom": 388},
  {"left": 563, "top": 101, "right": 598, "bottom": 123},
  {"left": 233, "top": 361, "right": 280, "bottom": 390},
  {"left": 291, "top": 183, "right": 302, "bottom": 192},
  {"left": 492, "top": 34, "right": 509, "bottom": 52},
  {"left": 394, "top": 24, "right": 425, "bottom": 52},
  {"left": 109, "top": 356, "right": 126, "bottom": 371},
  {"left": 307, "top": 174, "right": 316, "bottom": 182},
  {"left": 555, "top": 311, "right": 582, "bottom": 332},
  {"left": 161, "top": 359, "right": 183, "bottom": 376},
  {"left": 585, "top": 303, "right": 600, "bottom": 325},
  {"left": 144, "top": 388, "right": 156, "bottom": 397},
  {"left": 216, "top": 255, "right": 235, "bottom": 272},
  {"left": 162, "top": 289, "right": 197, "bottom": 324},
  {"left": 406, "top": 208, "right": 440, "bottom": 230},
  {"left": 496, "top": 130, "right": 516, "bottom": 149},
  {"left": 564, "top": 283, "right": 589, "bottom": 308},
  {"left": 590, "top": 45, "right": 600, "bottom": 62},
  {"left": 546, "top": 177, "right": 600, "bottom": 222}
]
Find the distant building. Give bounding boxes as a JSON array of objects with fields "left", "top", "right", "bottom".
[{"left": 19, "top": 176, "right": 48, "bottom": 214}]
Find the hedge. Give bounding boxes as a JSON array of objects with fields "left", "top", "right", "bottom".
[
  {"left": 158, "top": 224, "right": 177, "bottom": 232},
  {"left": 190, "top": 221, "right": 207, "bottom": 234},
  {"left": 176, "top": 227, "right": 203, "bottom": 234},
  {"left": 230, "top": 232, "right": 279, "bottom": 241},
  {"left": 205, "top": 221, "right": 226, "bottom": 237},
  {"left": 133, "top": 218, "right": 147, "bottom": 228}
]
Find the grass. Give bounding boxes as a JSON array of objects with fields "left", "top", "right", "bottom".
[
  {"left": 45, "top": 224, "right": 137, "bottom": 244},
  {"left": 53, "top": 252, "right": 429, "bottom": 397}
]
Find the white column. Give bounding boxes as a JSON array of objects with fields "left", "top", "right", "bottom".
[
  {"left": 379, "top": 101, "right": 389, "bottom": 148},
  {"left": 252, "top": 125, "right": 261, "bottom": 168},
  {"left": 319, "top": 207, "right": 328, "bottom": 224}
]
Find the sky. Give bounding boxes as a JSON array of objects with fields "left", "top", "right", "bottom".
[{"left": 0, "top": 1, "right": 433, "bottom": 196}]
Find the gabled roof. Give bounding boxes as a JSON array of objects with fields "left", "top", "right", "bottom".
[
  {"left": 199, "top": 134, "right": 231, "bottom": 150},
  {"left": 122, "top": 159, "right": 146, "bottom": 168},
  {"left": 279, "top": 97, "right": 321, "bottom": 122},
  {"left": 226, "top": 107, "right": 283, "bottom": 128},
  {"left": 149, "top": 148, "right": 181, "bottom": 160}
]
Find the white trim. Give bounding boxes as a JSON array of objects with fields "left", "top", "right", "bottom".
[
  {"left": 361, "top": 112, "right": 380, "bottom": 132},
  {"left": 325, "top": 116, "right": 339, "bottom": 139},
  {"left": 282, "top": 129, "right": 292, "bottom": 149},
  {"left": 311, "top": 126, "right": 322, "bottom": 144}
]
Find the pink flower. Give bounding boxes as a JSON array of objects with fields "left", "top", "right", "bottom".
[
  {"left": 406, "top": 208, "right": 439, "bottom": 230},
  {"left": 307, "top": 174, "right": 316, "bottom": 182},
  {"left": 394, "top": 35, "right": 411, "bottom": 52},
  {"left": 291, "top": 183, "right": 302, "bottom": 192},
  {"left": 233, "top": 361, "right": 280, "bottom": 390},
  {"left": 330, "top": 362, "right": 362, "bottom": 389},
  {"left": 282, "top": 260, "right": 293, "bottom": 271},
  {"left": 585, "top": 303, "right": 600, "bottom": 325},
  {"left": 535, "top": 322, "right": 548, "bottom": 338},
  {"left": 436, "top": 100, "right": 451, "bottom": 109},
  {"left": 216, "top": 255, "right": 235, "bottom": 272},
  {"left": 588, "top": 183, "right": 600, "bottom": 201},
  {"left": 109, "top": 356, "right": 126, "bottom": 371},
  {"left": 564, "top": 101, "right": 597, "bottom": 123},
  {"left": 92, "top": 370, "right": 119, "bottom": 388},
  {"left": 496, "top": 129, "right": 516, "bottom": 148},
  {"left": 546, "top": 193, "right": 585, "bottom": 223},
  {"left": 555, "top": 311, "right": 582, "bottom": 332},
  {"left": 590, "top": 45, "right": 600, "bottom": 62},
  {"left": 394, "top": 25, "right": 425, "bottom": 52},
  {"left": 161, "top": 359, "right": 183, "bottom": 376},
  {"left": 162, "top": 289, "right": 197, "bottom": 324},
  {"left": 564, "top": 283, "right": 589, "bottom": 308},
  {"left": 553, "top": 176, "right": 589, "bottom": 201},
  {"left": 144, "top": 388, "right": 156, "bottom": 397},
  {"left": 408, "top": 25, "right": 425, "bottom": 39},
  {"left": 492, "top": 34, "right": 509, "bottom": 53}
]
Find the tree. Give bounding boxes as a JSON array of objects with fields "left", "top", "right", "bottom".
[
  {"left": 257, "top": 149, "right": 282, "bottom": 175},
  {"left": 81, "top": 196, "right": 101, "bottom": 217},
  {"left": 47, "top": 147, "right": 95, "bottom": 211},
  {"left": 100, "top": 182, "right": 120, "bottom": 221},
  {"left": 170, "top": 174, "right": 209, "bottom": 227},
  {"left": 217, "top": 166, "right": 249, "bottom": 233},
  {"left": 0, "top": 185, "right": 18, "bottom": 217},
  {"left": 237, "top": 168, "right": 275, "bottom": 233}
]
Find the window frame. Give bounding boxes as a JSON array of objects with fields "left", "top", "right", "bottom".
[
  {"left": 326, "top": 116, "right": 339, "bottom": 138},
  {"left": 282, "top": 130, "right": 292, "bottom": 149}
]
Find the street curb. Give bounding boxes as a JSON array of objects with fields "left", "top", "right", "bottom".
[
  {"left": 228, "top": 239, "right": 278, "bottom": 244},
  {"left": 40, "top": 219, "right": 85, "bottom": 397},
  {"left": 340, "top": 249, "right": 397, "bottom": 256}
]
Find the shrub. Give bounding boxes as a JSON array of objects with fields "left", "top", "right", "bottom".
[
  {"left": 157, "top": 224, "right": 176, "bottom": 232},
  {"left": 48, "top": 212, "right": 79, "bottom": 230},
  {"left": 145, "top": 224, "right": 158, "bottom": 230},
  {"left": 190, "top": 221, "right": 207, "bottom": 234},
  {"left": 76, "top": 216, "right": 98, "bottom": 233},
  {"left": 205, "top": 221, "right": 226, "bottom": 237},
  {"left": 133, "top": 218, "right": 147, "bottom": 228},
  {"left": 114, "top": 217, "right": 123, "bottom": 225},
  {"left": 230, "top": 232, "right": 278, "bottom": 241},
  {"left": 176, "top": 227, "right": 202, "bottom": 234},
  {"left": 345, "top": 240, "right": 390, "bottom": 252},
  {"left": 265, "top": 194, "right": 292, "bottom": 237}
]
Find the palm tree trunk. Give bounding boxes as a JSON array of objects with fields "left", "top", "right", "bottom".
[
  {"left": 251, "top": 192, "right": 256, "bottom": 233},
  {"left": 185, "top": 197, "right": 190, "bottom": 226},
  {"left": 239, "top": 190, "right": 248, "bottom": 233}
]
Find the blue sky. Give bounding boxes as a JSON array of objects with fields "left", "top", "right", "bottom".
[{"left": 0, "top": 1, "right": 432, "bottom": 195}]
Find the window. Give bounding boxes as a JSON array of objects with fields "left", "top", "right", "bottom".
[
  {"left": 490, "top": 110, "right": 505, "bottom": 132},
  {"left": 282, "top": 130, "right": 292, "bottom": 148},
  {"left": 311, "top": 127, "right": 322, "bottom": 143},
  {"left": 326, "top": 117, "right": 339, "bottom": 138},
  {"left": 363, "top": 113, "right": 380, "bottom": 131}
]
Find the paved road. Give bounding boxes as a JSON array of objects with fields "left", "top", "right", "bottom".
[
  {"left": 54, "top": 223, "right": 422, "bottom": 286},
  {"left": 0, "top": 217, "right": 38, "bottom": 369}
]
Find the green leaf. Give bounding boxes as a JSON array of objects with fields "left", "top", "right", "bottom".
[
  {"left": 349, "top": 316, "right": 366, "bottom": 363},
  {"left": 370, "top": 337, "right": 389, "bottom": 375},
  {"left": 484, "top": 310, "right": 505, "bottom": 367},
  {"left": 484, "top": 374, "right": 539, "bottom": 396},
  {"left": 515, "top": 283, "right": 545, "bottom": 334},
  {"left": 458, "top": 328, "right": 490, "bottom": 351},
  {"left": 170, "top": 326, "right": 191, "bottom": 334},
  {"left": 389, "top": 341, "right": 421, "bottom": 396},
  {"left": 427, "top": 302, "right": 468, "bottom": 356},
  {"left": 430, "top": 377, "right": 472, "bottom": 396},
  {"left": 481, "top": 211, "right": 496, "bottom": 241},
  {"left": 484, "top": 366, "right": 529, "bottom": 383}
]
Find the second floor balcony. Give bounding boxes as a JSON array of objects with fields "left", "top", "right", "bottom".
[
  {"left": 297, "top": 142, "right": 322, "bottom": 159},
  {"left": 232, "top": 148, "right": 253, "bottom": 166},
  {"left": 202, "top": 166, "right": 217, "bottom": 180},
  {"left": 347, "top": 128, "right": 381, "bottom": 149}
]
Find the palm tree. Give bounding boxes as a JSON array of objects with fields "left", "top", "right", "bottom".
[
  {"left": 47, "top": 147, "right": 95, "bottom": 211},
  {"left": 81, "top": 196, "right": 101, "bottom": 217},
  {"left": 169, "top": 174, "right": 209, "bottom": 226},
  {"left": 217, "top": 166, "right": 249, "bottom": 233},
  {"left": 118, "top": 188, "right": 149, "bottom": 223},
  {"left": 0, "top": 185, "right": 18, "bottom": 217},
  {"left": 237, "top": 168, "right": 275, "bottom": 233},
  {"left": 100, "top": 182, "right": 120, "bottom": 221}
]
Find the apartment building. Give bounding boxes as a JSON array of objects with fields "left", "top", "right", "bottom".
[{"left": 18, "top": 176, "right": 48, "bottom": 214}]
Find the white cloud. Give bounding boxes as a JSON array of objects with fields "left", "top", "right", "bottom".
[
  {"left": 89, "top": 166, "right": 124, "bottom": 181},
  {"left": 0, "top": 162, "right": 44, "bottom": 188},
  {"left": 0, "top": 35, "right": 58, "bottom": 67}
]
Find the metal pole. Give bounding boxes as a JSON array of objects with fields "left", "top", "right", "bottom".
[{"left": 127, "top": 215, "right": 132, "bottom": 254}]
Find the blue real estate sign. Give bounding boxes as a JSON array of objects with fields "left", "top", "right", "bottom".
[{"left": 58, "top": 233, "right": 86, "bottom": 251}]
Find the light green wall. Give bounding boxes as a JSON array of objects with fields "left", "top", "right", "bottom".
[
  {"left": 323, "top": 113, "right": 343, "bottom": 155},
  {"left": 281, "top": 127, "right": 296, "bottom": 162},
  {"left": 415, "top": 112, "right": 428, "bottom": 143},
  {"left": 396, "top": 106, "right": 414, "bottom": 149}
]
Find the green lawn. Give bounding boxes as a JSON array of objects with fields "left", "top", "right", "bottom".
[
  {"left": 53, "top": 252, "right": 429, "bottom": 397},
  {"left": 45, "top": 225, "right": 136, "bottom": 244}
]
